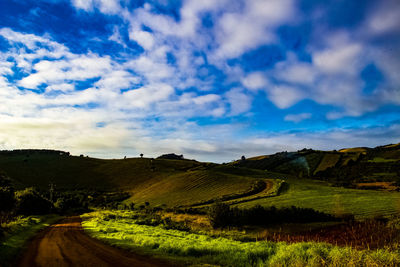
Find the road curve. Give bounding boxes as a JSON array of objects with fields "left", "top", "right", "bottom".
[{"left": 18, "top": 216, "right": 174, "bottom": 267}]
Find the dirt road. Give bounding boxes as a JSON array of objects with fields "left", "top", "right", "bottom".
[{"left": 18, "top": 216, "right": 174, "bottom": 267}]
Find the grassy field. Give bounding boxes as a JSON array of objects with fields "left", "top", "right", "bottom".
[
  {"left": 0, "top": 214, "right": 62, "bottom": 266},
  {"left": 237, "top": 178, "right": 400, "bottom": 219},
  {"left": 81, "top": 210, "right": 400, "bottom": 266}
]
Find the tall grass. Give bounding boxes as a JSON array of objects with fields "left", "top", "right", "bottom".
[{"left": 81, "top": 210, "right": 400, "bottom": 266}]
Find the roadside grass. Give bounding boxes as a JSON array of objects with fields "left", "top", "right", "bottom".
[
  {"left": 81, "top": 210, "right": 400, "bottom": 266},
  {"left": 236, "top": 178, "right": 400, "bottom": 219},
  {"left": 0, "top": 214, "right": 62, "bottom": 266}
]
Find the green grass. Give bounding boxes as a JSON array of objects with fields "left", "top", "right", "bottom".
[
  {"left": 368, "top": 157, "right": 399, "bottom": 163},
  {"left": 236, "top": 178, "right": 400, "bottom": 219},
  {"left": 0, "top": 214, "right": 62, "bottom": 266},
  {"left": 81, "top": 210, "right": 400, "bottom": 266}
]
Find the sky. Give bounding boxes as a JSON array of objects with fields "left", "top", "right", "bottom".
[{"left": 0, "top": 0, "right": 399, "bottom": 162}]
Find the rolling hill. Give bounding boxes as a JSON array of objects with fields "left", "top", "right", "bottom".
[
  {"left": 234, "top": 143, "right": 400, "bottom": 185},
  {"left": 0, "top": 144, "right": 399, "bottom": 214},
  {"left": 0, "top": 149, "right": 269, "bottom": 207}
]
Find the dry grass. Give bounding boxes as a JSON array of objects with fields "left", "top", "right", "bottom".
[
  {"left": 355, "top": 182, "right": 398, "bottom": 191},
  {"left": 339, "top": 147, "right": 368, "bottom": 153},
  {"left": 313, "top": 153, "right": 341, "bottom": 174},
  {"left": 258, "top": 219, "right": 400, "bottom": 250}
]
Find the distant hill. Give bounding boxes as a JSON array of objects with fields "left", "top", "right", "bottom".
[{"left": 233, "top": 143, "right": 400, "bottom": 185}]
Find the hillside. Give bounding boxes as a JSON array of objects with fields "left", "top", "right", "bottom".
[
  {"left": 0, "top": 149, "right": 269, "bottom": 207},
  {"left": 234, "top": 143, "right": 400, "bottom": 186}
]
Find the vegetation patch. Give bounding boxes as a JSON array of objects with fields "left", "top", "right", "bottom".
[
  {"left": 313, "top": 154, "right": 341, "bottom": 175},
  {"left": 208, "top": 203, "right": 338, "bottom": 228},
  {"left": 81, "top": 210, "right": 400, "bottom": 266}
]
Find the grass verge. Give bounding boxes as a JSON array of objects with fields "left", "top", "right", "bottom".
[
  {"left": 0, "top": 214, "right": 62, "bottom": 266},
  {"left": 81, "top": 210, "right": 400, "bottom": 266}
]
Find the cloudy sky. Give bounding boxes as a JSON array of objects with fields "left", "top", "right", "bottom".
[{"left": 0, "top": 0, "right": 399, "bottom": 162}]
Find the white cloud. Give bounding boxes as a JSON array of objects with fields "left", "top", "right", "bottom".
[
  {"left": 284, "top": 113, "right": 312, "bottom": 123},
  {"left": 19, "top": 55, "right": 113, "bottom": 89},
  {"left": 109, "top": 26, "right": 126, "bottom": 47},
  {"left": 125, "top": 51, "right": 173, "bottom": 81},
  {"left": 95, "top": 70, "right": 139, "bottom": 91},
  {"left": 123, "top": 83, "right": 174, "bottom": 108},
  {"left": 242, "top": 72, "right": 269, "bottom": 90},
  {"left": 71, "top": 0, "right": 121, "bottom": 14},
  {"left": 46, "top": 83, "right": 75, "bottom": 92},
  {"left": 275, "top": 59, "right": 316, "bottom": 85},
  {"left": 267, "top": 85, "right": 304, "bottom": 109},
  {"left": 129, "top": 30, "right": 155, "bottom": 50},
  {"left": 366, "top": 0, "right": 400, "bottom": 35},
  {"left": 313, "top": 43, "right": 362, "bottom": 74},
  {"left": 213, "top": 0, "right": 295, "bottom": 59},
  {"left": 225, "top": 88, "right": 252, "bottom": 116}
]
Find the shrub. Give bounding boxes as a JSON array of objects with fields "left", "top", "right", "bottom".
[
  {"left": 15, "top": 188, "right": 52, "bottom": 215},
  {"left": 208, "top": 202, "right": 232, "bottom": 228},
  {"left": 209, "top": 204, "right": 338, "bottom": 228},
  {"left": 0, "top": 173, "right": 15, "bottom": 213}
]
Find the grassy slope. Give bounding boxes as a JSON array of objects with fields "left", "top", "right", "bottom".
[
  {"left": 0, "top": 215, "right": 62, "bottom": 266},
  {"left": 237, "top": 177, "right": 400, "bottom": 219},
  {"left": 0, "top": 153, "right": 269, "bottom": 207},
  {"left": 235, "top": 143, "right": 400, "bottom": 184},
  {"left": 81, "top": 210, "right": 400, "bottom": 267}
]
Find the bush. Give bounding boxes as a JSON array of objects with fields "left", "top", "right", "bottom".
[
  {"left": 0, "top": 187, "right": 15, "bottom": 213},
  {"left": 209, "top": 204, "right": 338, "bottom": 228},
  {"left": 0, "top": 173, "right": 15, "bottom": 213},
  {"left": 208, "top": 202, "right": 232, "bottom": 228},
  {"left": 15, "top": 188, "right": 52, "bottom": 215}
]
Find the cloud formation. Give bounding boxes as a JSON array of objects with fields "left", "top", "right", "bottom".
[{"left": 0, "top": 0, "right": 399, "bottom": 161}]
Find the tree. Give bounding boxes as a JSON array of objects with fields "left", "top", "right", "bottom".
[
  {"left": 15, "top": 188, "right": 52, "bottom": 215},
  {"left": 140, "top": 153, "right": 143, "bottom": 158},
  {"left": 0, "top": 173, "right": 15, "bottom": 212},
  {"left": 241, "top": 155, "right": 246, "bottom": 161},
  {"left": 208, "top": 202, "right": 232, "bottom": 228}
]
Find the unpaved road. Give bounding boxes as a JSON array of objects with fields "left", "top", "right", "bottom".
[{"left": 18, "top": 216, "right": 174, "bottom": 267}]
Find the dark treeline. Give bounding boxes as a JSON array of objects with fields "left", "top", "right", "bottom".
[
  {"left": 0, "top": 149, "right": 70, "bottom": 156},
  {"left": 0, "top": 171, "right": 131, "bottom": 225},
  {"left": 208, "top": 203, "right": 339, "bottom": 228}
]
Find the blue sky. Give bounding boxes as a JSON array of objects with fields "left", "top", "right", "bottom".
[{"left": 0, "top": 0, "right": 399, "bottom": 162}]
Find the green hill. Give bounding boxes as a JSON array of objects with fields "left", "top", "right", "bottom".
[
  {"left": 234, "top": 143, "right": 400, "bottom": 184},
  {"left": 0, "top": 150, "right": 269, "bottom": 207}
]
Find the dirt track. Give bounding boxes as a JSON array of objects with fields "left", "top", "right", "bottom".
[{"left": 18, "top": 216, "right": 174, "bottom": 267}]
